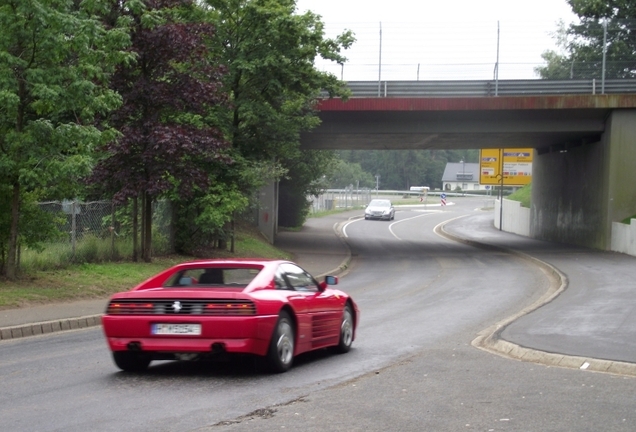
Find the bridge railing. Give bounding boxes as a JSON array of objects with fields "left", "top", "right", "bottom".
[{"left": 344, "top": 79, "right": 636, "bottom": 98}]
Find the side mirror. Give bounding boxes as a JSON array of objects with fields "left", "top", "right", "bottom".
[{"left": 324, "top": 275, "right": 338, "bottom": 285}]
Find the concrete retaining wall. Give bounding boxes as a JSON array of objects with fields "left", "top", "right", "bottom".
[
  {"left": 495, "top": 198, "right": 531, "bottom": 237},
  {"left": 611, "top": 219, "right": 636, "bottom": 256},
  {"left": 530, "top": 110, "right": 636, "bottom": 250},
  {"left": 498, "top": 198, "right": 636, "bottom": 257}
]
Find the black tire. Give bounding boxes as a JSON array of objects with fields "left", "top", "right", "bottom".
[
  {"left": 266, "top": 311, "right": 295, "bottom": 373},
  {"left": 334, "top": 304, "right": 354, "bottom": 353},
  {"left": 112, "top": 351, "right": 151, "bottom": 372}
]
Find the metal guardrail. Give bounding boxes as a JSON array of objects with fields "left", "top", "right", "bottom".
[{"left": 344, "top": 79, "right": 636, "bottom": 97}]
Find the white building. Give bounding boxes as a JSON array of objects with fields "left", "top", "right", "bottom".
[{"left": 441, "top": 162, "right": 489, "bottom": 192}]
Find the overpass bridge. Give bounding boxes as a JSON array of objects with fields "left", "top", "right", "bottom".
[{"left": 295, "top": 79, "right": 636, "bottom": 252}]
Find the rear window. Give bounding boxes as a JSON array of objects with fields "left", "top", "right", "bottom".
[
  {"left": 369, "top": 200, "right": 391, "bottom": 207},
  {"left": 164, "top": 267, "right": 262, "bottom": 288}
]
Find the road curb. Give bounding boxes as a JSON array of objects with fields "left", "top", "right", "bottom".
[
  {"left": 0, "top": 315, "right": 102, "bottom": 342},
  {"left": 315, "top": 217, "right": 356, "bottom": 279},
  {"left": 436, "top": 215, "right": 636, "bottom": 378}
]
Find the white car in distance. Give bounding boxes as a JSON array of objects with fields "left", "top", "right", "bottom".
[{"left": 364, "top": 199, "right": 395, "bottom": 221}]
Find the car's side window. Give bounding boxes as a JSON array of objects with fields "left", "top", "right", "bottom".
[
  {"left": 274, "top": 267, "right": 291, "bottom": 290},
  {"left": 280, "top": 263, "right": 319, "bottom": 292}
]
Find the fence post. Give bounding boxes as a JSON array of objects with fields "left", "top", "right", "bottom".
[
  {"left": 71, "top": 201, "right": 77, "bottom": 258},
  {"left": 111, "top": 201, "right": 115, "bottom": 260}
]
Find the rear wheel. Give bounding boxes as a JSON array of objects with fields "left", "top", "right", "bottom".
[
  {"left": 334, "top": 304, "right": 354, "bottom": 353},
  {"left": 112, "top": 351, "right": 151, "bottom": 372},
  {"left": 266, "top": 311, "right": 295, "bottom": 373}
]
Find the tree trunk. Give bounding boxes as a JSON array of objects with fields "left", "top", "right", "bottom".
[
  {"left": 230, "top": 215, "right": 235, "bottom": 253},
  {"left": 169, "top": 200, "right": 176, "bottom": 254},
  {"left": 6, "top": 182, "right": 20, "bottom": 279},
  {"left": 132, "top": 196, "right": 138, "bottom": 262},
  {"left": 218, "top": 222, "right": 228, "bottom": 250},
  {"left": 143, "top": 192, "right": 152, "bottom": 262},
  {"left": 140, "top": 193, "right": 146, "bottom": 261},
  {"left": 110, "top": 202, "right": 116, "bottom": 260}
]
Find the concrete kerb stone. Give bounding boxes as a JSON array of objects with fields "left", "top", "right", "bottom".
[
  {"left": 0, "top": 314, "right": 103, "bottom": 342},
  {"left": 315, "top": 218, "right": 356, "bottom": 280},
  {"left": 436, "top": 215, "right": 636, "bottom": 378}
]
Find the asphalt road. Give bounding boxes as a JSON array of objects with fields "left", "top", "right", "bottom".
[{"left": 1, "top": 197, "right": 634, "bottom": 431}]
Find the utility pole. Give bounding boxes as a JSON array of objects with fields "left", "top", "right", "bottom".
[
  {"left": 494, "top": 21, "right": 500, "bottom": 96},
  {"left": 378, "top": 22, "right": 382, "bottom": 97},
  {"left": 602, "top": 18, "right": 607, "bottom": 94}
]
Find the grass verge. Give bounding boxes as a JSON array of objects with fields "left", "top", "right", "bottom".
[
  {"left": 507, "top": 184, "right": 531, "bottom": 208},
  {"left": 0, "top": 223, "right": 291, "bottom": 310}
]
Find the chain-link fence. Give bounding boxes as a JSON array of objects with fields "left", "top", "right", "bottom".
[
  {"left": 26, "top": 200, "right": 173, "bottom": 269},
  {"left": 310, "top": 188, "right": 373, "bottom": 212}
]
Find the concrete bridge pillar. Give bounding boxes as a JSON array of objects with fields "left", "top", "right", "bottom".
[{"left": 531, "top": 109, "right": 636, "bottom": 250}]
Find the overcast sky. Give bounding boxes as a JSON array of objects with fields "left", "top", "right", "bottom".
[{"left": 295, "top": 0, "right": 578, "bottom": 80}]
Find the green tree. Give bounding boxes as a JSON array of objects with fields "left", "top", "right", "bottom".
[
  {"left": 337, "top": 150, "right": 477, "bottom": 191},
  {"left": 89, "top": 0, "right": 229, "bottom": 262},
  {"left": 326, "top": 159, "right": 375, "bottom": 189},
  {"left": 204, "top": 0, "right": 354, "bottom": 226},
  {"left": 279, "top": 150, "right": 335, "bottom": 227},
  {"left": 0, "top": 0, "right": 130, "bottom": 278},
  {"left": 536, "top": 1, "right": 636, "bottom": 79}
]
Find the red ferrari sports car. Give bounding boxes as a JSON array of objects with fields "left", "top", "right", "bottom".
[{"left": 102, "top": 259, "right": 358, "bottom": 373}]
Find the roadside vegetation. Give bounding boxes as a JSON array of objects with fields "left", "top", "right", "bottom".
[
  {"left": 622, "top": 215, "right": 636, "bottom": 224},
  {"left": 0, "top": 222, "right": 291, "bottom": 309},
  {"left": 507, "top": 184, "right": 531, "bottom": 208},
  {"left": 327, "top": 150, "right": 479, "bottom": 191},
  {"left": 0, "top": 0, "right": 352, "bottom": 279}
]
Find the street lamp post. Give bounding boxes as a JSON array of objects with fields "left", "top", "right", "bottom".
[{"left": 460, "top": 159, "right": 466, "bottom": 196}]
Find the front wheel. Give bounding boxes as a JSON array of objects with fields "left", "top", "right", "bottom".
[
  {"left": 112, "top": 351, "right": 151, "bottom": 372},
  {"left": 334, "top": 304, "right": 354, "bottom": 353},
  {"left": 266, "top": 311, "right": 295, "bottom": 373}
]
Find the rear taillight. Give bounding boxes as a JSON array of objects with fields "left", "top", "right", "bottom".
[
  {"left": 106, "top": 302, "right": 154, "bottom": 314},
  {"left": 204, "top": 303, "right": 255, "bottom": 315}
]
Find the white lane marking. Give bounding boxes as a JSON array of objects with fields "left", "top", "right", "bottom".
[
  {"left": 432, "top": 214, "right": 472, "bottom": 241},
  {"left": 342, "top": 217, "right": 360, "bottom": 238},
  {"left": 343, "top": 210, "right": 444, "bottom": 239},
  {"left": 388, "top": 212, "right": 439, "bottom": 240}
]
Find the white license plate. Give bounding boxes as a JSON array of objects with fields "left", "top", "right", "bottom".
[{"left": 152, "top": 323, "right": 201, "bottom": 335}]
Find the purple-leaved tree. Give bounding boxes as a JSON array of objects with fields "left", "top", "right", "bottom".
[{"left": 90, "top": 0, "right": 229, "bottom": 262}]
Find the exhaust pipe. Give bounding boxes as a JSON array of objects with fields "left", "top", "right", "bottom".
[
  {"left": 211, "top": 342, "right": 226, "bottom": 354},
  {"left": 127, "top": 341, "right": 142, "bottom": 351}
]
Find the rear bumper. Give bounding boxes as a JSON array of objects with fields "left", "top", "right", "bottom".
[
  {"left": 365, "top": 214, "right": 390, "bottom": 220},
  {"left": 102, "top": 314, "right": 277, "bottom": 357},
  {"left": 105, "top": 336, "right": 269, "bottom": 356}
]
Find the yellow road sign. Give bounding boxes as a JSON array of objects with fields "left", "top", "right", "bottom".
[{"left": 480, "top": 148, "right": 533, "bottom": 186}]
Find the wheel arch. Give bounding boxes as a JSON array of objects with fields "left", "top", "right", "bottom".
[
  {"left": 345, "top": 299, "right": 358, "bottom": 339},
  {"left": 278, "top": 304, "right": 298, "bottom": 336}
]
